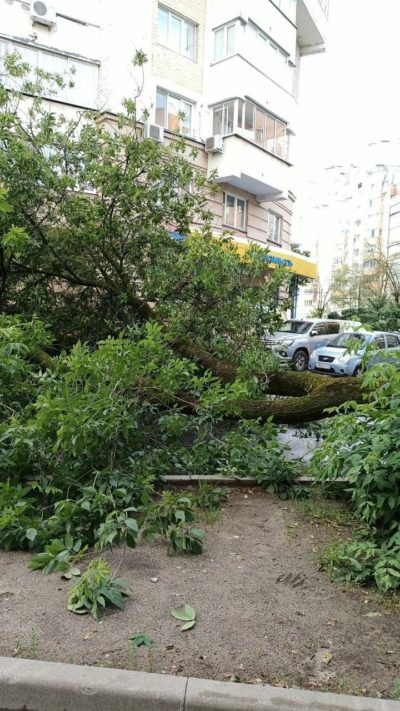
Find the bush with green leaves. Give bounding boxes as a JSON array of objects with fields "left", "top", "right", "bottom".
[
  {"left": 0, "top": 316, "right": 51, "bottom": 420},
  {"left": 28, "top": 535, "right": 87, "bottom": 577},
  {"left": 67, "top": 559, "right": 131, "bottom": 619},
  {"left": 192, "top": 482, "right": 228, "bottom": 511},
  {"left": 140, "top": 491, "right": 204, "bottom": 554},
  {"left": 0, "top": 314, "right": 302, "bottom": 570},
  {"left": 312, "top": 361, "right": 400, "bottom": 591}
]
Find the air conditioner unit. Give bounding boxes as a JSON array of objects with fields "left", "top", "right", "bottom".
[
  {"left": 144, "top": 123, "right": 164, "bottom": 143},
  {"left": 205, "top": 135, "right": 224, "bottom": 154},
  {"left": 30, "top": 1, "right": 57, "bottom": 27}
]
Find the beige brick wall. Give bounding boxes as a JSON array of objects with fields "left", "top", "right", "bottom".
[
  {"left": 207, "top": 184, "right": 293, "bottom": 251},
  {"left": 152, "top": 0, "right": 206, "bottom": 96}
]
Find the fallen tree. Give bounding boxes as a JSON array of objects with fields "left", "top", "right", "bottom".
[{"left": 0, "top": 51, "right": 362, "bottom": 424}]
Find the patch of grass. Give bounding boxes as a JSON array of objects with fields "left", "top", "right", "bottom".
[
  {"left": 14, "top": 628, "right": 38, "bottom": 659},
  {"left": 98, "top": 659, "right": 115, "bottom": 669},
  {"left": 271, "top": 674, "right": 300, "bottom": 689},
  {"left": 196, "top": 508, "right": 222, "bottom": 526},
  {"left": 293, "top": 494, "right": 359, "bottom": 530}
]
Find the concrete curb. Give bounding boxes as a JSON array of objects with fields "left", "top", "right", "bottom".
[
  {"left": 160, "top": 475, "right": 348, "bottom": 486},
  {"left": 1, "top": 657, "right": 400, "bottom": 711}
]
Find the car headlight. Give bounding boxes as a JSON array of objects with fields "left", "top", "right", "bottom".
[
  {"left": 337, "top": 354, "right": 351, "bottom": 363},
  {"left": 279, "top": 339, "right": 295, "bottom": 347}
]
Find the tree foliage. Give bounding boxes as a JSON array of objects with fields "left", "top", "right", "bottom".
[
  {"left": 0, "top": 50, "right": 288, "bottom": 361},
  {"left": 312, "top": 358, "right": 400, "bottom": 591}
]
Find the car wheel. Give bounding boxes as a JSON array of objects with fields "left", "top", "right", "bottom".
[
  {"left": 353, "top": 365, "right": 362, "bottom": 377},
  {"left": 293, "top": 349, "right": 309, "bottom": 372}
]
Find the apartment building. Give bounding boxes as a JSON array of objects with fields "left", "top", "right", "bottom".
[
  {"left": 296, "top": 141, "right": 400, "bottom": 316},
  {"left": 0, "top": 0, "right": 326, "bottom": 288}
]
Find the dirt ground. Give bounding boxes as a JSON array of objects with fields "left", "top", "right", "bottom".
[{"left": 1, "top": 488, "right": 399, "bottom": 699}]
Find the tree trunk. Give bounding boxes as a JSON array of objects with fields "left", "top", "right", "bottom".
[
  {"left": 30, "top": 336, "right": 363, "bottom": 425},
  {"left": 234, "top": 374, "right": 362, "bottom": 424}
]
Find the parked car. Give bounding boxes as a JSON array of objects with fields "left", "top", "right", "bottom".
[
  {"left": 308, "top": 331, "right": 400, "bottom": 377},
  {"left": 263, "top": 319, "right": 361, "bottom": 372}
]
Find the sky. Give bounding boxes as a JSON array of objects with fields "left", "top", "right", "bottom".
[{"left": 296, "top": 0, "right": 400, "bottom": 177}]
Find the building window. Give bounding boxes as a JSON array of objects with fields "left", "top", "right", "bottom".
[
  {"left": 155, "top": 89, "right": 193, "bottom": 135},
  {"left": 212, "top": 100, "right": 235, "bottom": 135},
  {"left": 0, "top": 39, "right": 98, "bottom": 108},
  {"left": 223, "top": 192, "right": 247, "bottom": 230},
  {"left": 267, "top": 211, "right": 282, "bottom": 244},
  {"left": 212, "top": 98, "right": 289, "bottom": 159},
  {"left": 213, "top": 23, "right": 236, "bottom": 62},
  {"left": 247, "top": 22, "right": 290, "bottom": 66},
  {"left": 158, "top": 6, "right": 196, "bottom": 60}
]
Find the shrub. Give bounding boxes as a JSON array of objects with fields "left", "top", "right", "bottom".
[
  {"left": 67, "top": 559, "right": 131, "bottom": 619},
  {"left": 312, "top": 361, "right": 400, "bottom": 590}
]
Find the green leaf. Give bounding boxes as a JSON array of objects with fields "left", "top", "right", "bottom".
[
  {"left": 125, "top": 518, "right": 139, "bottom": 533},
  {"left": 181, "top": 620, "right": 195, "bottom": 631},
  {"left": 170, "top": 604, "right": 196, "bottom": 621},
  {"left": 101, "top": 588, "right": 124, "bottom": 609},
  {"left": 130, "top": 633, "right": 154, "bottom": 648},
  {"left": 191, "top": 528, "right": 205, "bottom": 539},
  {"left": 25, "top": 528, "right": 37, "bottom": 542}
]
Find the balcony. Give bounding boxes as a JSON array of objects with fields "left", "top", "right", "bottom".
[
  {"left": 207, "top": 134, "right": 291, "bottom": 202},
  {"left": 297, "top": 0, "right": 328, "bottom": 55}
]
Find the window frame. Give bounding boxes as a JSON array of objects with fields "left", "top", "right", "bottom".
[
  {"left": 212, "top": 100, "right": 235, "bottom": 136},
  {"left": 211, "top": 98, "right": 290, "bottom": 160},
  {"left": 247, "top": 21, "right": 290, "bottom": 65},
  {"left": 213, "top": 22, "right": 236, "bottom": 62},
  {"left": 267, "top": 210, "right": 282, "bottom": 244},
  {"left": 155, "top": 88, "right": 194, "bottom": 136},
  {"left": 223, "top": 191, "right": 247, "bottom": 231},
  {"left": 386, "top": 334, "right": 400, "bottom": 348},
  {"left": 157, "top": 5, "right": 197, "bottom": 61}
]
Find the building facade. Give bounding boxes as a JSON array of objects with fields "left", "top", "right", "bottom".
[
  {"left": 0, "top": 0, "right": 327, "bottom": 282},
  {"left": 296, "top": 141, "right": 400, "bottom": 316}
]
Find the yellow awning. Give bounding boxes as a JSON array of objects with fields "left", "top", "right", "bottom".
[{"left": 233, "top": 240, "right": 317, "bottom": 279}]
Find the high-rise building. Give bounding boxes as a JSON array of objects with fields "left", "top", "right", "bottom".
[
  {"left": 296, "top": 141, "right": 400, "bottom": 316},
  {"left": 1, "top": 0, "right": 327, "bottom": 287}
]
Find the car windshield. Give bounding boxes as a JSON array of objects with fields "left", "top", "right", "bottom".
[
  {"left": 279, "top": 320, "right": 312, "bottom": 334},
  {"left": 327, "top": 333, "right": 367, "bottom": 348}
]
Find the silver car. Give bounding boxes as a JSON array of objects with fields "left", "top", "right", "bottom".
[
  {"left": 308, "top": 331, "right": 400, "bottom": 377},
  {"left": 263, "top": 319, "right": 361, "bottom": 372}
]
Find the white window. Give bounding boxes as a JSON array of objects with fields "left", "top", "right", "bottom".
[
  {"left": 158, "top": 6, "right": 196, "bottom": 60},
  {"left": 238, "top": 99, "right": 289, "bottom": 159},
  {"left": 213, "top": 23, "right": 236, "bottom": 62},
  {"left": 223, "top": 192, "right": 246, "bottom": 230},
  {"left": 212, "top": 101, "right": 235, "bottom": 135},
  {"left": 267, "top": 211, "right": 282, "bottom": 244},
  {"left": 155, "top": 88, "right": 193, "bottom": 135},
  {"left": 247, "top": 22, "right": 289, "bottom": 66},
  {"left": 0, "top": 39, "right": 98, "bottom": 108}
]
